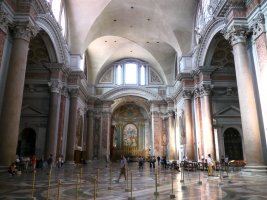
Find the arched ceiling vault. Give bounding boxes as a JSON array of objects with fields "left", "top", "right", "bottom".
[{"left": 66, "top": 0, "right": 196, "bottom": 85}]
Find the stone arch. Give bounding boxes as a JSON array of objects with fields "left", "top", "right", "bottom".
[
  {"left": 194, "top": 18, "right": 226, "bottom": 68},
  {"left": 36, "top": 13, "right": 70, "bottom": 66},
  {"left": 100, "top": 87, "right": 163, "bottom": 101}
]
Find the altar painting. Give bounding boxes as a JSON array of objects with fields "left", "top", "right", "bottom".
[{"left": 123, "top": 124, "right": 137, "bottom": 147}]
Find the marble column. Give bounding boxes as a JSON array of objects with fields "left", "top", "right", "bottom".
[
  {"left": 200, "top": 84, "right": 215, "bottom": 159},
  {"left": 183, "top": 90, "right": 195, "bottom": 160},
  {"left": 57, "top": 87, "right": 68, "bottom": 157},
  {"left": 0, "top": 23, "right": 38, "bottom": 166},
  {"left": 194, "top": 88, "right": 203, "bottom": 160},
  {"left": 101, "top": 111, "right": 111, "bottom": 160},
  {"left": 251, "top": 13, "right": 267, "bottom": 134},
  {"left": 86, "top": 109, "right": 94, "bottom": 161},
  {"left": 65, "top": 88, "right": 79, "bottom": 163},
  {"left": 168, "top": 111, "right": 176, "bottom": 160},
  {"left": 45, "top": 81, "right": 62, "bottom": 158},
  {"left": 225, "top": 25, "right": 264, "bottom": 166}
]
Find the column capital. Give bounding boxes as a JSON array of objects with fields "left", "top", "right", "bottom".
[
  {"left": 250, "top": 13, "right": 266, "bottom": 40},
  {"left": 200, "top": 84, "right": 212, "bottom": 96},
  {"left": 224, "top": 25, "right": 249, "bottom": 46},
  {"left": 194, "top": 88, "right": 201, "bottom": 98},
  {"left": 69, "top": 88, "right": 79, "bottom": 98},
  {"left": 0, "top": 6, "right": 12, "bottom": 34},
  {"left": 48, "top": 80, "right": 63, "bottom": 93},
  {"left": 12, "top": 21, "right": 39, "bottom": 42},
  {"left": 182, "top": 89, "right": 192, "bottom": 99},
  {"left": 61, "top": 86, "right": 69, "bottom": 97}
]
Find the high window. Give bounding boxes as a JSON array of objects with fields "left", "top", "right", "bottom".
[{"left": 115, "top": 60, "right": 147, "bottom": 86}]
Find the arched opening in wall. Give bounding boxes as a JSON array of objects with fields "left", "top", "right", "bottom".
[
  {"left": 20, "top": 30, "right": 59, "bottom": 159},
  {"left": 202, "top": 32, "right": 241, "bottom": 161},
  {"left": 111, "top": 101, "right": 149, "bottom": 161},
  {"left": 224, "top": 128, "right": 243, "bottom": 160},
  {"left": 17, "top": 128, "right": 36, "bottom": 156}
]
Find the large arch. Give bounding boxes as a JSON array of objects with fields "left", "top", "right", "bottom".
[
  {"left": 36, "top": 14, "right": 70, "bottom": 66},
  {"left": 194, "top": 18, "right": 225, "bottom": 68}
]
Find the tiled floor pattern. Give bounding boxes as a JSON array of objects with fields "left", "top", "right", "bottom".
[{"left": 0, "top": 162, "right": 267, "bottom": 200}]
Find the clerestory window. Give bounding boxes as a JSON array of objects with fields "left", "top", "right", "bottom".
[{"left": 115, "top": 61, "right": 146, "bottom": 86}]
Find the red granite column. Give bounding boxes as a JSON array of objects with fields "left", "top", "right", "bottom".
[
  {"left": 252, "top": 13, "right": 267, "bottom": 133},
  {"left": 56, "top": 87, "right": 67, "bottom": 157},
  {"left": 45, "top": 81, "right": 62, "bottom": 158},
  {"left": 225, "top": 25, "right": 263, "bottom": 166},
  {"left": 0, "top": 23, "right": 38, "bottom": 166},
  {"left": 200, "top": 84, "right": 215, "bottom": 159},
  {"left": 86, "top": 109, "right": 94, "bottom": 160},
  {"left": 65, "top": 88, "right": 79, "bottom": 163},
  {"left": 168, "top": 111, "right": 176, "bottom": 160},
  {"left": 183, "top": 90, "right": 195, "bottom": 160},
  {"left": 194, "top": 88, "right": 203, "bottom": 160}
]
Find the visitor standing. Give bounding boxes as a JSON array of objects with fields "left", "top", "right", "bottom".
[{"left": 207, "top": 154, "right": 214, "bottom": 176}]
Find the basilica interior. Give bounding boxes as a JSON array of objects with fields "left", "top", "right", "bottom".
[{"left": 0, "top": 0, "right": 267, "bottom": 199}]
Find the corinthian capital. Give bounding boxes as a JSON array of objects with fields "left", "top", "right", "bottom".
[
  {"left": 0, "top": 6, "right": 11, "bottom": 33},
  {"left": 224, "top": 25, "right": 249, "bottom": 46},
  {"left": 250, "top": 13, "right": 266, "bottom": 40},
  {"left": 194, "top": 88, "right": 201, "bottom": 98},
  {"left": 182, "top": 90, "right": 192, "bottom": 99},
  {"left": 48, "top": 80, "right": 63, "bottom": 93},
  {"left": 12, "top": 22, "right": 39, "bottom": 42},
  {"left": 200, "top": 84, "right": 212, "bottom": 96},
  {"left": 69, "top": 88, "right": 79, "bottom": 98}
]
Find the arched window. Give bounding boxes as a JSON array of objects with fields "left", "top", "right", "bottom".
[
  {"left": 49, "top": 0, "right": 67, "bottom": 37},
  {"left": 114, "top": 60, "right": 147, "bottom": 86}
]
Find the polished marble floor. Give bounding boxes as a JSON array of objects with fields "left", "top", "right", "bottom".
[{"left": 0, "top": 161, "right": 267, "bottom": 200}]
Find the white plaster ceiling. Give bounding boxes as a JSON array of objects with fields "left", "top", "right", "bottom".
[{"left": 65, "top": 0, "right": 197, "bottom": 85}]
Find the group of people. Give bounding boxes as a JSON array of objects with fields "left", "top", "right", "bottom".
[{"left": 8, "top": 154, "right": 64, "bottom": 176}]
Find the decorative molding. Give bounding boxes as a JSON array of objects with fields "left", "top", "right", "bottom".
[
  {"left": 69, "top": 88, "right": 79, "bottom": 98},
  {"left": 194, "top": 18, "right": 225, "bottom": 68},
  {"left": 250, "top": 13, "right": 266, "bottom": 40},
  {"left": 100, "top": 86, "right": 163, "bottom": 101},
  {"left": 200, "top": 84, "right": 212, "bottom": 96},
  {"left": 48, "top": 80, "right": 63, "bottom": 93},
  {"left": 182, "top": 90, "right": 192, "bottom": 99},
  {"left": 12, "top": 21, "right": 39, "bottom": 42},
  {"left": 223, "top": 25, "right": 249, "bottom": 46},
  {"left": 0, "top": 4, "right": 13, "bottom": 33},
  {"left": 36, "top": 14, "right": 70, "bottom": 66},
  {"left": 194, "top": 88, "right": 201, "bottom": 98}
]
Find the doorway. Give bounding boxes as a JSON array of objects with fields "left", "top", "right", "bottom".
[{"left": 223, "top": 128, "right": 243, "bottom": 160}]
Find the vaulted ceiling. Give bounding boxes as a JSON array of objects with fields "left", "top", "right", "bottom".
[{"left": 65, "top": 0, "right": 197, "bottom": 84}]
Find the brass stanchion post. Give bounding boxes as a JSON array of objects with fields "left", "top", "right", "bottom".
[
  {"left": 157, "top": 168, "right": 160, "bottom": 186},
  {"left": 170, "top": 168, "right": 175, "bottom": 198},
  {"left": 31, "top": 170, "right": 36, "bottom": 198},
  {"left": 96, "top": 169, "right": 99, "bottom": 197},
  {"left": 76, "top": 174, "right": 79, "bottom": 200},
  {"left": 80, "top": 168, "right": 83, "bottom": 188},
  {"left": 108, "top": 166, "right": 112, "bottom": 190},
  {"left": 94, "top": 176, "right": 97, "bottom": 200},
  {"left": 57, "top": 179, "right": 61, "bottom": 200},
  {"left": 47, "top": 170, "right": 52, "bottom": 200},
  {"left": 154, "top": 171, "right": 159, "bottom": 196},
  {"left": 198, "top": 167, "right": 202, "bottom": 185},
  {"left": 128, "top": 171, "right": 135, "bottom": 200}
]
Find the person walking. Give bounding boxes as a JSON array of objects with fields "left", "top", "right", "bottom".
[{"left": 116, "top": 155, "right": 127, "bottom": 182}]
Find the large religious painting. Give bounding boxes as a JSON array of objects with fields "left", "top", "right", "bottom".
[{"left": 123, "top": 124, "right": 138, "bottom": 147}]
